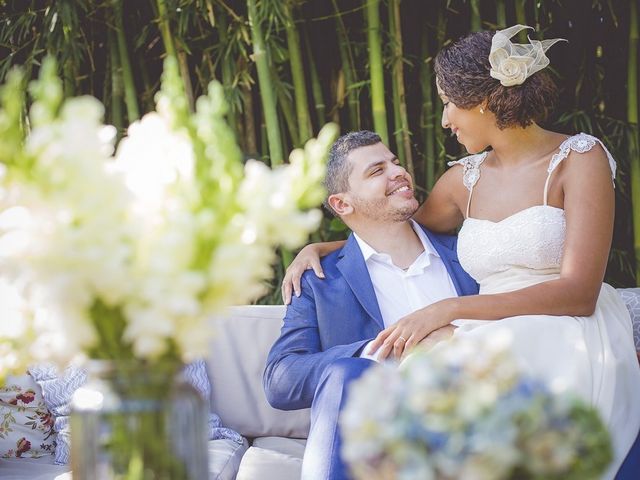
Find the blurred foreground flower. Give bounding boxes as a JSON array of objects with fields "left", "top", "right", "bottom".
[
  {"left": 0, "top": 56, "right": 338, "bottom": 378},
  {"left": 341, "top": 333, "right": 612, "bottom": 480}
]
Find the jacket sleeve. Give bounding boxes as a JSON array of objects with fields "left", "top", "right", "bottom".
[{"left": 262, "top": 274, "right": 372, "bottom": 410}]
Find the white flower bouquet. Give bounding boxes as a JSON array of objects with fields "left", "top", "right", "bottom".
[
  {"left": 341, "top": 333, "right": 612, "bottom": 480},
  {"left": 0, "top": 56, "right": 337, "bottom": 478},
  {"left": 0, "top": 56, "right": 337, "bottom": 377}
]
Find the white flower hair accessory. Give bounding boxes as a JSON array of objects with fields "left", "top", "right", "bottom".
[{"left": 489, "top": 24, "right": 566, "bottom": 87}]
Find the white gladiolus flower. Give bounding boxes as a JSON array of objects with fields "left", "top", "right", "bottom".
[
  {"left": 0, "top": 58, "right": 336, "bottom": 379},
  {"left": 114, "top": 112, "right": 195, "bottom": 212}
]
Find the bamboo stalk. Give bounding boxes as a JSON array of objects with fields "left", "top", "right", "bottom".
[
  {"left": 628, "top": 0, "right": 640, "bottom": 284},
  {"left": 113, "top": 0, "right": 139, "bottom": 121},
  {"left": 242, "top": 82, "right": 258, "bottom": 155},
  {"left": 333, "top": 0, "right": 360, "bottom": 128},
  {"left": 533, "top": 0, "right": 541, "bottom": 30},
  {"left": 303, "top": 24, "right": 325, "bottom": 130},
  {"left": 276, "top": 83, "right": 300, "bottom": 148},
  {"left": 366, "top": 0, "right": 389, "bottom": 145},
  {"left": 389, "top": 0, "right": 404, "bottom": 162},
  {"left": 515, "top": 0, "right": 527, "bottom": 41},
  {"left": 434, "top": 7, "right": 447, "bottom": 177},
  {"left": 470, "top": 0, "right": 481, "bottom": 31},
  {"left": 62, "top": 59, "right": 76, "bottom": 98},
  {"left": 56, "top": 2, "right": 77, "bottom": 98},
  {"left": 388, "top": 0, "right": 414, "bottom": 178},
  {"left": 177, "top": 50, "right": 195, "bottom": 112},
  {"left": 217, "top": 12, "right": 239, "bottom": 139},
  {"left": 247, "top": 0, "right": 284, "bottom": 165},
  {"left": 331, "top": 70, "right": 344, "bottom": 126},
  {"left": 496, "top": 0, "right": 507, "bottom": 28},
  {"left": 107, "top": 21, "right": 124, "bottom": 139},
  {"left": 420, "top": 27, "right": 436, "bottom": 191},
  {"left": 260, "top": 121, "right": 269, "bottom": 162},
  {"left": 156, "top": 0, "right": 177, "bottom": 58},
  {"left": 284, "top": 1, "right": 312, "bottom": 144},
  {"left": 103, "top": 45, "right": 111, "bottom": 112},
  {"left": 156, "top": 0, "right": 197, "bottom": 115},
  {"left": 205, "top": 0, "right": 216, "bottom": 25}
]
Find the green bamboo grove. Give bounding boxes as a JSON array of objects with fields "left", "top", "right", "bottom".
[{"left": 1, "top": 0, "right": 639, "bottom": 299}]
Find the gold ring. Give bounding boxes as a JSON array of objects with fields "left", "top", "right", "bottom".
[{"left": 398, "top": 336, "right": 407, "bottom": 343}]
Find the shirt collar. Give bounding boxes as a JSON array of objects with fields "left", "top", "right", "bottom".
[{"left": 353, "top": 219, "right": 440, "bottom": 263}]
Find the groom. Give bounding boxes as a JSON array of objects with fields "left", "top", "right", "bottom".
[{"left": 263, "top": 130, "right": 478, "bottom": 480}]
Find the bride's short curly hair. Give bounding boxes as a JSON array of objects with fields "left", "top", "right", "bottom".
[{"left": 434, "top": 31, "right": 559, "bottom": 129}]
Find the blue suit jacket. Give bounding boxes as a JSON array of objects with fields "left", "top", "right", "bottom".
[{"left": 263, "top": 224, "right": 478, "bottom": 410}]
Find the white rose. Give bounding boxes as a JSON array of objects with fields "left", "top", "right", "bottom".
[{"left": 489, "top": 48, "right": 532, "bottom": 87}]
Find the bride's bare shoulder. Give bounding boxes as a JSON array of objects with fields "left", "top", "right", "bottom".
[{"left": 555, "top": 134, "right": 615, "bottom": 187}]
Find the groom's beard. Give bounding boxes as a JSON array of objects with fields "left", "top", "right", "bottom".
[{"left": 351, "top": 195, "right": 419, "bottom": 223}]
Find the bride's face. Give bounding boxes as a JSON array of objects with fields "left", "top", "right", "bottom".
[{"left": 437, "top": 79, "right": 492, "bottom": 154}]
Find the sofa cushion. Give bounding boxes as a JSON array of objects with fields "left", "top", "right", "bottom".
[
  {"left": 181, "top": 361, "right": 243, "bottom": 444},
  {"left": 0, "top": 439, "right": 248, "bottom": 480},
  {"left": 0, "top": 373, "right": 56, "bottom": 459},
  {"left": 207, "top": 437, "right": 249, "bottom": 480},
  {"left": 208, "top": 306, "right": 310, "bottom": 439},
  {"left": 236, "top": 437, "right": 305, "bottom": 480},
  {"left": 0, "top": 455, "right": 70, "bottom": 480},
  {"left": 252, "top": 436, "right": 306, "bottom": 457}
]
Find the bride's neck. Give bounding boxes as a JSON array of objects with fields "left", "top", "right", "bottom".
[{"left": 489, "top": 125, "right": 561, "bottom": 167}]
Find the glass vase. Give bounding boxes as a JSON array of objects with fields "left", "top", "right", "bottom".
[{"left": 70, "top": 361, "right": 208, "bottom": 480}]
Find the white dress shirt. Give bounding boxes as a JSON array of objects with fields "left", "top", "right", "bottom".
[{"left": 354, "top": 220, "right": 458, "bottom": 361}]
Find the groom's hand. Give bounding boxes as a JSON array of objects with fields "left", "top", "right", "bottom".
[{"left": 367, "top": 300, "right": 455, "bottom": 360}]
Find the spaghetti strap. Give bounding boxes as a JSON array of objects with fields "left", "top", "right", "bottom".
[
  {"left": 465, "top": 189, "right": 473, "bottom": 218},
  {"left": 543, "top": 133, "right": 617, "bottom": 205},
  {"left": 447, "top": 151, "right": 488, "bottom": 218}
]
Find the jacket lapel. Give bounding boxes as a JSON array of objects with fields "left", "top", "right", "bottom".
[
  {"left": 336, "top": 235, "right": 385, "bottom": 330},
  {"left": 420, "top": 225, "right": 466, "bottom": 296}
]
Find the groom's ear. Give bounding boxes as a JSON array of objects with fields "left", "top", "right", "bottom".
[{"left": 328, "top": 193, "right": 354, "bottom": 217}]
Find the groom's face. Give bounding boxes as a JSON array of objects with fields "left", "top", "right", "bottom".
[{"left": 338, "top": 142, "right": 418, "bottom": 223}]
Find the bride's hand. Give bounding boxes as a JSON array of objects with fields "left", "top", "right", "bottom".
[
  {"left": 281, "top": 244, "right": 325, "bottom": 305},
  {"left": 281, "top": 240, "right": 347, "bottom": 304},
  {"left": 368, "top": 300, "right": 457, "bottom": 360},
  {"left": 414, "top": 325, "right": 456, "bottom": 355}
]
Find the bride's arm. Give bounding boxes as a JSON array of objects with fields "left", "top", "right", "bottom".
[
  {"left": 371, "top": 145, "right": 615, "bottom": 359},
  {"left": 412, "top": 164, "right": 466, "bottom": 233}
]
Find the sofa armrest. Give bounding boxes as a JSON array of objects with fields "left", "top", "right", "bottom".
[{"left": 207, "top": 306, "right": 310, "bottom": 439}]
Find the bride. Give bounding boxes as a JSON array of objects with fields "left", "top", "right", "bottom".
[{"left": 282, "top": 26, "right": 640, "bottom": 478}]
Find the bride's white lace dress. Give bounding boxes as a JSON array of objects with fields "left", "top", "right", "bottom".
[{"left": 449, "top": 133, "right": 640, "bottom": 478}]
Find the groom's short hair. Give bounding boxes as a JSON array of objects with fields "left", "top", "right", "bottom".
[{"left": 323, "top": 130, "right": 382, "bottom": 215}]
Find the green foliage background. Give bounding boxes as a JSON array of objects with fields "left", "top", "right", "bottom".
[{"left": 1, "top": 0, "right": 639, "bottom": 302}]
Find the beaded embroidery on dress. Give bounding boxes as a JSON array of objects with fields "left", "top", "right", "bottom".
[{"left": 445, "top": 134, "right": 640, "bottom": 479}]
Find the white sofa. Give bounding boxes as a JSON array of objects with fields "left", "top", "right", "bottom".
[
  {"left": 4, "top": 290, "right": 640, "bottom": 480},
  {"left": 0, "top": 305, "right": 309, "bottom": 480}
]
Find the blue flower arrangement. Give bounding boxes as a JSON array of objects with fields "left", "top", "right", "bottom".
[{"left": 341, "top": 333, "right": 612, "bottom": 480}]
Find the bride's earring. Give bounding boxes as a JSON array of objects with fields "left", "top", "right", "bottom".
[{"left": 479, "top": 107, "right": 485, "bottom": 114}]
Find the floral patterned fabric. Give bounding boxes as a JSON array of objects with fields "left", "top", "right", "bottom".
[{"left": 0, "top": 373, "right": 55, "bottom": 459}]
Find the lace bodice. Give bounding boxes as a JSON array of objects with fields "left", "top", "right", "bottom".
[
  {"left": 452, "top": 133, "right": 616, "bottom": 287},
  {"left": 458, "top": 205, "right": 566, "bottom": 285}
]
